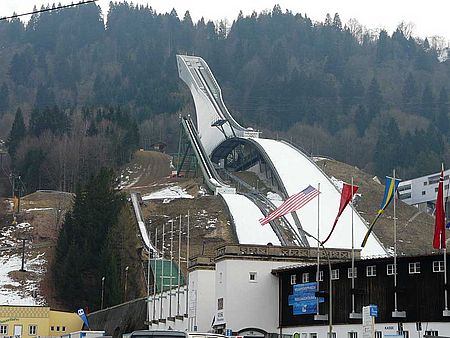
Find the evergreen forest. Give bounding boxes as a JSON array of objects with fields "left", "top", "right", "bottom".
[{"left": 1, "top": 2, "right": 450, "bottom": 192}]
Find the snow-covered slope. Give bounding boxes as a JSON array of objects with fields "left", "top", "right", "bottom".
[
  {"left": 0, "top": 222, "right": 46, "bottom": 305},
  {"left": 252, "top": 138, "right": 386, "bottom": 257},
  {"left": 220, "top": 193, "right": 281, "bottom": 245}
]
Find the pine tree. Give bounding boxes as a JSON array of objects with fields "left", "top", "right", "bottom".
[
  {"left": 436, "top": 87, "right": 450, "bottom": 135},
  {"left": 366, "top": 77, "right": 383, "bottom": 117},
  {"left": 402, "top": 73, "right": 418, "bottom": 113},
  {"left": 420, "top": 84, "right": 434, "bottom": 118},
  {"left": 6, "top": 108, "right": 26, "bottom": 160},
  {"left": 54, "top": 168, "right": 126, "bottom": 308},
  {"left": 0, "top": 83, "right": 9, "bottom": 115}
]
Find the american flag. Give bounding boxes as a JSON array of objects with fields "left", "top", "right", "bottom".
[{"left": 260, "top": 185, "right": 320, "bottom": 225}]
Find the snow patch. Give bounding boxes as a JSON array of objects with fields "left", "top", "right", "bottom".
[
  {"left": 142, "top": 186, "right": 194, "bottom": 201},
  {"left": 266, "top": 192, "right": 282, "bottom": 201},
  {"left": 0, "top": 252, "right": 46, "bottom": 306},
  {"left": 24, "top": 208, "right": 54, "bottom": 212}
]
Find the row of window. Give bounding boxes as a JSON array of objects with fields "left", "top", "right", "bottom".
[
  {"left": 421, "top": 184, "right": 450, "bottom": 195},
  {"left": 0, "top": 325, "right": 40, "bottom": 335},
  {"left": 0, "top": 324, "right": 67, "bottom": 335},
  {"left": 290, "top": 261, "right": 446, "bottom": 284},
  {"left": 300, "top": 330, "right": 438, "bottom": 338}
]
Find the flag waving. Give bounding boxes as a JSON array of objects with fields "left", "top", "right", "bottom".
[
  {"left": 322, "top": 183, "right": 359, "bottom": 245},
  {"left": 433, "top": 167, "right": 446, "bottom": 249},
  {"left": 361, "top": 176, "right": 401, "bottom": 247},
  {"left": 260, "top": 185, "right": 319, "bottom": 225}
]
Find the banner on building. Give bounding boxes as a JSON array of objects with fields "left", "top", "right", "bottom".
[{"left": 288, "top": 282, "right": 324, "bottom": 315}]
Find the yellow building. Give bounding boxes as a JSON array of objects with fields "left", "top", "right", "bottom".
[{"left": 0, "top": 306, "right": 83, "bottom": 338}]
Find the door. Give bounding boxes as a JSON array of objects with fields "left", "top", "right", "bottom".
[{"left": 13, "top": 325, "right": 22, "bottom": 338}]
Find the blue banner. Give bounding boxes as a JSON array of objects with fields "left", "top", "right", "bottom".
[
  {"left": 77, "top": 308, "right": 90, "bottom": 329},
  {"left": 288, "top": 282, "right": 324, "bottom": 315}
]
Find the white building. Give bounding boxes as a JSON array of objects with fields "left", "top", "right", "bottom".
[
  {"left": 146, "top": 244, "right": 355, "bottom": 336},
  {"left": 398, "top": 169, "right": 450, "bottom": 216}
]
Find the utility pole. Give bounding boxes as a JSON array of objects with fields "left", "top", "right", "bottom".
[
  {"left": 101, "top": 276, "right": 105, "bottom": 310},
  {"left": 18, "top": 238, "right": 27, "bottom": 272},
  {"left": 124, "top": 266, "right": 129, "bottom": 302}
]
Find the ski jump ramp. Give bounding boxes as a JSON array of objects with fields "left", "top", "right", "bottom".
[{"left": 177, "top": 55, "right": 386, "bottom": 257}]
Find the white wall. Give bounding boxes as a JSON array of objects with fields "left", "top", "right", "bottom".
[
  {"left": 281, "top": 321, "right": 450, "bottom": 337},
  {"left": 146, "top": 269, "right": 216, "bottom": 332},
  {"left": 215, "top": 259, "right": 297, "bottom": 334},
  {"left": 188, "top": 269, "right": 216, "bottom": 332}
]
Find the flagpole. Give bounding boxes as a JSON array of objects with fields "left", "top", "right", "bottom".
[
  {"left": 169, "top": 219, "right": 174, "bottom": 318},
  {"left": 392, "top": 170, "right": 405, "bottom": 318},
  {"left": 160, "top": 223, "right": 165, "bottom": 320},
  {"left": 186, "top": 210, "right": 190, "bottom": 327},
  {"left": 316, "top": 183, "right": 320, "bottom": 317},
  {"left": 147, "top": 231, "right": 151, "bottom": 329},
  {"left": 443, "top": 163, "right": 449, "bottom": 315},
  {"left": 152, "top": 228, "right": 158, "bottom": 321},
  {"left": 177, "top": 215, "right": 182, "bottom": 316},
  {"left": 393, "top": 169, "right": 398, "bottom": 314},
  {"left": 351, "top": 178, "right": 356, "bottom": 315}
]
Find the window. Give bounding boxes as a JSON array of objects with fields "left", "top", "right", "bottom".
[
  {"left": 62, "top": 327, "right": 66, "bottom": 332},
  {"left": 348, "top": 267, "right": 357, "bottom": 278},
  {"left": 423, "top": 182, "right": 427, "bottom": 186},
  {"left": 367, "top": 265, "right": 376, "bottom": 277},
  {"left": 0, "top": 325, "right": 7, "bottom": 334},
  {"left": 290, "top": 274, "right": 296, "bottom": 285},
  {"left": 446, "top": 184, "right": 449, "bottom": 190},
  {"left": 409, "top": 262, "right": 420, "bottom": 274},
  {"left": 387, "top": 264, "right": 396, "bottom": 275},
  {"left": 51, "top": 326, "right": 54, "bottom": 331},
  {"left": 316, "top": 270, "right": 323, "bottom": 282},
  {"left": 435, "top": 187, "right": 439, "bottom": 193},
  {"left": 402, "top": 331, "right": 409, "bottom": 338},
  {"left": 217, "top": 298, "right": 223, "bottom": 310},
  {"left": 310, "top": 334, "right": 317, "bottom": 338},
  {"left": 422, "top": 191, "right": 426, "bottom": 195},
  {"left": 331, "top": 269, "right": 339, "bottom": 280},
  {"left": 57, "top": 326, "right": 60, "bottom": 332},
  {"left": 301, "top": 334, "right": 307, "bottom": 338},
  {"left": 302, "top": 273, "right": 309, "bottom": 283},
  {"left": 29, "top": 325, "right": 37, "bottom": 336},
  {"left": 425, "top": 331, "right": 438, "bottom": 336},
  {"left": 433, "top": 261, "right": 445, "bottom": 272},
  {"left": 219, "top": 272, "right": 223, "bottom": 283},
  {"left": 375, "top": 332, "right": 382, "bottom": 338},
  {"left": 249, "top": 272, "right": 257, "bottom": 282},
  {"left": 327, "top": 333, "right": 336, "bottom": 338},
  {"left": 399, "top": 192, "right": 411, "bottom": 199},
  {"left": 348, "top": 332, "right": 357, "bottom": 338}
]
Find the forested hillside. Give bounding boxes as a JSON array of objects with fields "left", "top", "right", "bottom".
[{"left": 1, "top": 2, "right": 450, "bottom": 190}]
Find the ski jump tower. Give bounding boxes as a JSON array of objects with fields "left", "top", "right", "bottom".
[{"left": 176, "top": 55, "right": 387, "bottom": 257}]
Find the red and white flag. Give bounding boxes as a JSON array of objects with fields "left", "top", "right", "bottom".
[
  {"left": 260, "top": 185, "right": 319, "bottom": 225},
  {"left": 321, "top": 182, "right": 359, "bottom": 245},
  {"left": 433, "top": 167, "right": 446, "bottom": 249}
]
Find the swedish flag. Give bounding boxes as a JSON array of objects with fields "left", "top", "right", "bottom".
[{"left": 361, "top": 176, "right": 401, "bottom": 247}]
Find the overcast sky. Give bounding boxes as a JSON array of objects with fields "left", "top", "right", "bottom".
[{"left": 2, "top": 0, "right": 450, "bottom": 41}]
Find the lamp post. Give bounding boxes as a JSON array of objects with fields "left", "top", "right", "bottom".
[
  {"left": 101, "top": 276, "right": 105, "bottom": 310},
  {"left": 124, "top": 266, "right": 129, "bottom": 302},
  {"left": 298, "top": 228, "right": 333, "bottom": 337}
]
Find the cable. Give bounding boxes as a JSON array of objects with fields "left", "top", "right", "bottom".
[{"left": 0, "top": 1, "right": 97, "bottom": 21}]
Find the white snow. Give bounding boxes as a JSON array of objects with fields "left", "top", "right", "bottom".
[
  {"left": 0, "top": 253, "right": 46, "bottom": 306},
  {"left": 118, "top": 164, "right": 142, "bottom": 189},
  {"left": 142, "top": 186, "right": 194, "bottom": 201},
  {"left": 220, "top": 193, "right": 281, "bottom": 245},
  {"left": 266, "top": 192, "right": 283, "bottom": 201},
  {"left": 24, "top": 208, "right": 54, "bottom": 212},
  {"left": 251, "top": 138, "right": 386, "bottom": 257}
]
